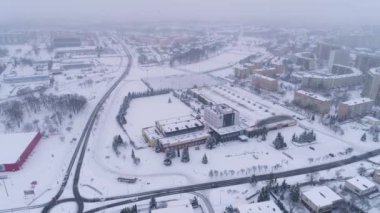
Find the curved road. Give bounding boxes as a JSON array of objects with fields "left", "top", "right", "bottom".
[{"left": 41, "top": 36, "right": 133, "bottom": 213}]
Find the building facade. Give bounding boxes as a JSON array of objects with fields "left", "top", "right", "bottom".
[
  {"left": 295, "top": 52, "right": 316, "bottom": 71},
  {"left": 345, "top": 176, "right": 378, "bottom": 196},
  {"left": 337, "top": 98, "right": 374, "bottom": 120},
  {"left": 252, "top": 74, "right": 278, "bottom": 91},
  {"left": 204, "top": 104, "right": 239, "bottom": 129},
  {"left": 0, "top": 132, "right": 42, "bottom": 172},
  {"left": 366, "top": 67, "right": 380, "bottom": 103},
  {"left": 293, "top": 90, "right": 331, "bottom": 114},
  {"left": 301, "top": 186, "right": 343, "bottom": 213},
  {"left": 301, "top": 65, "right": 363, "bottom": 90}
]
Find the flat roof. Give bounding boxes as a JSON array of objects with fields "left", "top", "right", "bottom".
[
  {"left": 159, "top": 130, "right": 209, "bottom": 147},
  {"left": 237, "top": 200, "right": 281, "bottom": 213},
  {"left": 211, "top": 124, "right": 245, "bottom": 136},
  {"left": 207, "top": 103, "right": 237, "bottom": 115},
  {"left": 302, "top": 186, "right": 342, "bottom": 208},
  {"left": 346, "top": 176, "right": 377, "bottom": 191},
  {"left": 0, "top": 132, "right": 38, "bottom": 164},
  {"left": 342, "top": 97, "right": 373, "bottom": 106},
  {"left": 156, "top": 115, "right": 204, "bottom": 134},
  {"left": 253, "top": 74, "right": 277, "bottom": 82},
  {"left": 142, "top": 126, "right": 164, "bottom": 141},
  {"left": 296, "top": 90, "right": 330, "bottom": 102}
]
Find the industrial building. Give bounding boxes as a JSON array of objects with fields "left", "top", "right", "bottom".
[
  {"left": 293, "top": 90, "right": 331, "bottom": 114},
  {"left": 301, "top": 186, "right": 343, "bottom": 213},
  {"left": 155, "top": 115, "right": 204, "bottom": 137},
  {"left": 337, "top": 98, "right": 374, "bottom": 120},
  {"left": 345, "top": 176, "right": 378, "bottom": 196},
  {"left": 52, "top": 37, "right": 81, "bottom": 48},
  {"left": 142, "top": 115, "right": 208, "bottom": 151},
  {"left": 0, "top": 132, "right": 42, "bottom": 172},
  {"left": 2, "top": 65, "right": 50, "bottom": 84}
]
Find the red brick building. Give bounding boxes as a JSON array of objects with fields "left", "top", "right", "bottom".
[
  {"left": 252, "top": 74, "right": 278, "bottom": 91},
  {"left": 0, "top": 132, "right": 42, "bottom": 172}
]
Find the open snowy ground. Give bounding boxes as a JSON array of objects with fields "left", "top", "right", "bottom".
[
  {"left": 177, "top": 36, "right": 268, "bottom": 73},
  {"left": 0, "top": 55, "right": 128, "bottom": 209},
  {"left": 143, "top": 73, "right": 223, "bottom": 90}
]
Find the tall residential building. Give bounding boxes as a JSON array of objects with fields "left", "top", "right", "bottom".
[
  {"left": 355, "top": 53, "right": 380, "bottom": 73},
  {"left": 204, "top": 104, "right": 239, "bottom": 129},
  {"left": 328, "top": 49, "right": 350, "bottom": 70},
  {"left": 366, "top": 67, "right": 380, "bottom": 103},
  {"left": 316, "top": 42, "right": 340, "bottom": 62},
  {"left": 295, "top": 52, "right": 316, "bottom": 70}
]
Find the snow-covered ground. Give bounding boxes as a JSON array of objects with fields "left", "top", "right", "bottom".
[{"left": 0, "top": 50, "right": 128, "bottom": 209}]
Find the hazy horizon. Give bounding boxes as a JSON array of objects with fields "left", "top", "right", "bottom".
[{"left": 1, "top": 0, "right": 380, "bottom": 27}]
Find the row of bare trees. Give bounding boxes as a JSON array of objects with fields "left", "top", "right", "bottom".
[{"left": 0, "top": 93, "right": 87, "bottom": 128}]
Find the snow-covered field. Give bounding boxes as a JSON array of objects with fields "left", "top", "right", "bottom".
[{"left": 143, "top": 73, "right": 223, "bottom": 90}]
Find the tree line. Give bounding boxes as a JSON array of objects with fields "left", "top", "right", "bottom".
[
  {"left": 169, "top": 42, "right": 226, "bottom": 66},
  {"left": 0, "top": 93, "right": 87, "bottom": 128}
]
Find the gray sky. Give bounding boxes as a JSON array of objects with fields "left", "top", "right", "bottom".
[{"left": 1, "top": 0, "right": 379, "bottom": 26}]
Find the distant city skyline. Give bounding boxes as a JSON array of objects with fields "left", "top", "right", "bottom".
[{"left": 0, "top": 0, "right": 380, "bottom": 27}]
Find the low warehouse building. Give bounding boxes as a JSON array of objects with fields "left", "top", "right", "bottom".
[
  {"left": 301, "top": 186, "right": 343, "bottom": 213},
  {"left": 0, "top": 132, "right": 42, "bottom": 172},
  {"left": 345, "top": 176, "right": 378, "bottom": 196}
]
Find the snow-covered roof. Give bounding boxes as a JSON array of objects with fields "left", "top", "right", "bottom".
[
  {"left": 54, "top": 46, "right": 97, "bottom": 53},
  {"left": 237, "top": 200, "right": 281, "bottom": 213},
  {"left": 302, "top": 65, "right": 362, "bottom": 79},
  {"left": 207, "top": 103, "right": 237, "bottom": 115},
  {"left": 301, "top": 186, "right": 342, "bottom": 208},
  {"left": 252, "top": 74, "right": 277, "bottom": 82},
  {"left": 342, "top": 98, "right": 373, "bottom": 106},
  {"left": 211, "top": 124, "right": 245, "bottom": 136},
  {"left": 156, "top": 115, "right": 204, "bottom": 134},
  {"left": 346, "top": 176, "right": 377, "bottom": 192},
  {"left": 295, "top": 52, "right": 314, "bottom": 60},
  {"left": 296, "top": 90, "right": 330, "bottom": 102},
  {"left": 159, "top": 130, "right": 209, "bottom": 147},
  {"left": 369, "top": 67, "right": 380, "bottom": 76},
  {"left": 0, "top": 132, "right": 39, "bottom": 164}
]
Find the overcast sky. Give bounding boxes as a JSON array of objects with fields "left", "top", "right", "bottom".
[{"left": 1, "top": 0, "right": 379, "bottom": 26}]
